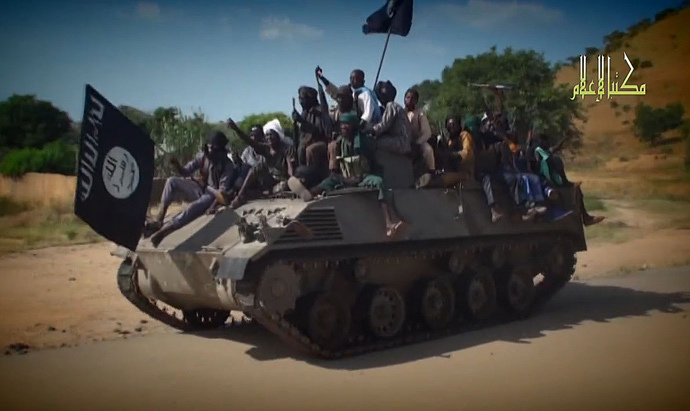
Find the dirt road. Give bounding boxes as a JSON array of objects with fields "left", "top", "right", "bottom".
[
  {"left": 3, "top": 221, "right": 690, "bottom": 351},
  {"left": 1, "top": 267, "right": 689, "bottom": 410}
]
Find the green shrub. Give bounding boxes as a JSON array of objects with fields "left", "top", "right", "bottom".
[
  {"left": 622, "top": 104, "right": 631, "bottom": 113},
  {"left": 627, "top": 19, "right": 651, "bottom": 37},
  {"left": 604, "top": 30, "right": 625, "bottom": 52},
  {"left": 633, "top": 102, "right": 686, "bottom": 145},
  {"left": 619, "top": 156, "right": 629, "bottom": 162},
  {"left": 640, "top": 60, "right": 653, "bottom": 68},
  {"left": 610, "top": 101, "right": 619, "bottom": 109},
  {"left": 0, "top": 140, "right": 76, "bottom": 177},
  {"left": 655, "top": 8, "right": 678, "bottom": 22}
]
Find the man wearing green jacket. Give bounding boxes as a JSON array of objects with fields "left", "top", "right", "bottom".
[{"left": 288, "top": 112, "right": 407, "bottom": 238}]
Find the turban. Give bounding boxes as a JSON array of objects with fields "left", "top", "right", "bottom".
[
  {"left": 263, "top": 119, "right": 286, "bottom": 140},
  {"left": 336, "top": 85, "right": 352, "bottom": 96},
  {"left": 209, "top": 131, "right": 228, "bottom": 147},
  {"left": 298, "top": 86, "right": 317, "bottom": 100},
  {"left": 339, "top": 112, "right": 359, "bottom": 124},
  {"left": 463, "top": 116, "right": 479, "bottom": 132}
]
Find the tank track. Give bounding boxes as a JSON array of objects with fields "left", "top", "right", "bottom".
[
  {"left": 116, "top": 258, "right": 253, "bottom": 332},
  {"left": 240, "top": 233, "right": 578, "bottom": 359}
]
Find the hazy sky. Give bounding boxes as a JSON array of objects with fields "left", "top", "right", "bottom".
[{"left": 0, "top": 0, "right": 678, "bottom": 123}]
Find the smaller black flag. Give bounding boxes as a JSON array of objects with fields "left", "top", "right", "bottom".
[
  {"left": 74, "top": 85, "right": 154, "bottom": 251},
  {"left": 362, "top": 0, "right": 413, "bottom": 37}
]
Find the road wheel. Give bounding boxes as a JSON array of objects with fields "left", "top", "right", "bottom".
[{"left": 457, "top": 265, "right": 497, "bottom": 321}]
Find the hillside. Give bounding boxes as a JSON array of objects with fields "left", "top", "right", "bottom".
[{"left": 555, "top": 7, "right": 690, "bottom": 200}]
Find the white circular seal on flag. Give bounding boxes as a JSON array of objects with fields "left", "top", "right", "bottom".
[{"left": 102, "top": 146, "right": 140, "bottom": 199}]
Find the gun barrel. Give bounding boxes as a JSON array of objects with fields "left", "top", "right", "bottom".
[{"left": 469, "top": 83, "right": 514, "bottom": 90}]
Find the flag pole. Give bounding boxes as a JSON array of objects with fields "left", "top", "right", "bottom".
[{"left": 373, "top": 24, "right": 394, "bottom": 86}]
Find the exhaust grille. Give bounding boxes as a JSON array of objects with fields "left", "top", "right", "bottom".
[{"left": 274, "top": 207, "right": 343, "bottom": 243}]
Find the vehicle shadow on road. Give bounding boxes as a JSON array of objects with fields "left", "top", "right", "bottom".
[{"left": 192, "top": 279, "right": 690, "bottom": 369}]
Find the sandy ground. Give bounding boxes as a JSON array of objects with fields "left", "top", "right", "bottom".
[
  {"left": 0, "top": 267, "right": 689, "bottom": 411},
  {"left": 0, "top": 202, "right": 688, "bottom": 410},
  {"left": 577, "top": 229, "right": 690, "bottom": 278},
  {"left": 2, "top": 199, "right": 690, "bottom": 352},
  {"left": 0, "top": 243, "right": 173, "bottom": 351}
]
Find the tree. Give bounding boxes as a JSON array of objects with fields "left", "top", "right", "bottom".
[
  {"left": 408, "top": 79, "right": 442, "bottom": 108},
  {"left": 633, "top": 103, "right": 659, "bottom": 144},
  {"left": 117, "top": 104, "right": 295, "bottom": 177},
  {"left": 633, "top": 102, "right": 686, "bottom": 145},
  {"left": 235, "top": 112, "right": 293, "bottom": 145},
  {"left": 655, "top": 8, "right": 678, "bottom": 22},
  {"left": 235, "top": 112, "right": 292, "bottom": 136},
  {"left": 566, "top": 56, "right": 580, "bottom": 66},
  {"left": 627, "top": 18, "right": 651, "bottom": 37},
  {"left": 0, "top": 139, "right": 77, "bottom": 177},
  {"left": 152, "top": 109, "right": 214, "bottom": 177},
  {"left": 412, "top": 47, "right": 584, "bottom": 149},
  {"left": 119, "top": 105, "right": 154, "bottom": 136},
  {"left": 662, "top": 102, "right": 685, "bottom": 130},
  {"left": 0, "top": 94, "right": 72, "bottom": 149},
  {"left": 603, "top": 30, "right": 626, "bottom": 52},
  {"left": 584, "top": 47, "right": 599, "bottom": 55}
]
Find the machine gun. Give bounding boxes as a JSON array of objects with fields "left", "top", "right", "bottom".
[
  {"left": 291, "top": 98, "right": 299, "bottom": 146},
  {"left": 468, "top": 83, "right": 515, "bottom": 90}
]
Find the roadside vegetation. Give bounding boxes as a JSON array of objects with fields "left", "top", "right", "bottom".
[
  {"left": 1, "top": 3, "right": 689, "bottom": 254},
  {"left": 0, "top": 197, "right": 102, "bottom": 255}
]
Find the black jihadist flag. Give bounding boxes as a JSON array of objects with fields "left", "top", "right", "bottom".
[
  {"left": 362, "top": 0, "right": 413, "bottom": 37},
  {"left": 74, "top": 85, "right": 154, "bottom": 251}
]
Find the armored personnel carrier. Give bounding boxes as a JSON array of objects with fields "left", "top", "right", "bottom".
[{"left": 112, "top": 152, "right": 586, "bottom": 358}]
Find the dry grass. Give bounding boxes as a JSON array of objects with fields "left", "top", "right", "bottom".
[
  {"left": 557, "top": 8, "right": 690, "bottom": 189},
  {"left": 0, "top": 196, "right": 30, "bottom": 216},
  {"left": 632, "top": 197, "right": 690, "bottom": 229},
  {"left": 0, "top": 198, "right": 103, "bottom": 255},
  {"left": 569, "top": 164, "right": 690, "bottom": 202},
  {"left": 585, "top": 220, "right": 632, "bottom": 244},
  {"left": 583, "top": 194, "right": 606, "bottom": 211},
  {"left": 0, "top": 197, "right": 190, "bottom": 255}
]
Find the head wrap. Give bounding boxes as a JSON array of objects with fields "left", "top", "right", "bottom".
[
  {"left": 298, "top": 86, "right": 317, "bottom": 101},
  {"left": 263, "top": 119, "right": 285, "bottom": 140},
  {"left": 336, "top": 85, "right": 351, "bottom": 96},
  {"left": 207, "top": 131, "right": 229, "bottom": 184},
  {"left": 463, "top": 116, "right": 479, "bottom": 133},
  {"left": 339, "top": 112, "right": 359, "bottom": 124},
  {"left": 374, "top": 80, "right": 396, "bottom": 102},
  {"left": 209, "top": 131, "right": 228, "bottom": 147}
]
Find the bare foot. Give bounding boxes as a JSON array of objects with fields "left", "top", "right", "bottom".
[
  {"left": 285, "top": 220, "right": 314, "bottom": 239},
  {"left": 230, "top": 196, "right": 246, "bottom": 209},
  {"left": 386, "top": 221, "right": 409, "bottom": 239}
]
